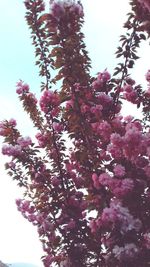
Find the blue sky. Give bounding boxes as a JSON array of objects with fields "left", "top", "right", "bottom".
[{"left": 0, "top": 0, "right": 149, "bottom": 266}]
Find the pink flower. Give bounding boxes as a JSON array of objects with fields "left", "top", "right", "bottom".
[
  {"left": 99, "top": 200, "right": 142, "bottom": 233},
  {"left": 28, "top": 214, "right": 37, "bottom": 223},
  {"left": 113, "top": 164, "right": 125, "bottom": 177},
  {"left": 81, "top": 104, "right": 90, "bottom": 114},
  {"left": 9, "top": 118, "right": 17, "bottom": 127},
  {"left": 98, "top": 121, "right": 112, "bottom": 140},
  {"left": 16, "top": 199, "right": 35, "bottom": 217},
  {"left": 107, "top": 143, "right": 123, "bottom": 159},
  {"left": 53, "top": 122, "right": 63, "bottom": 132},
  {"left": 99, "top": 172, "right": 111, "bottom": 186},
  {"left": 92, "top": 71, "right": 110, "bottom": 91},
  {"left": 50, "top": 2, "right": 65, "bottom": 19},
  {"left": 90, "top": 105, "right": 103, "bottom": 117},
  {"left": 111, "top": 117, "right": 123, "bottom": 131},
  {"left": 97, "top": 70, "right": 111, "bottom": 82},
  {"left": 70, "top": 2, "right": 84, "bottom": 16},
  {"left": 36, "top": 132, "right": 48, "bottom": 147},
  {"left": 101, "top": 207, "right": 118, "bottom": 224},
  {"left": 17, "top": 136, "right": 32, "bottom": 148},
  {"left": 101, "top": 70, "right": 111, "bottom": 82},
  {"left": 124, "top": 115, "right": 134, "bottom": 123},
  {"left": 110, "top": 178, "right": 134, "bottom": 198},
  {"left": 124, "top": 91, "right": 138, "bottom": 104},
  {"left": 124, "top": 128, "right": 142, "bottom": 146},
  {"left": 50, "top": 0, "right": 83, "bottom": 20},
  {"left": 98, "top": 93, "right": 113, "bottom": 105},
  {"left": 113, "top": 243, "right": 139, "bottom": 261},
  {"left": 110, "top": 133, "right": 124, "bottom": 146},
  {"left": 16, "top": 80, "right": 29, "bottom": 94},
  {"left": 123, "top": 84, "right": 133, "bottom": 93},
  {"left": 39, "top": 90, "right": 60, "bottom": 114},
  {"left": 92, "top": 79, "right": 102, "bottom": 90},
  {"left": 16, "top": 198, "right": 22, "bottom": 207},
  {"left": 60, "top": 258, "right": 72, "bottom": 267},
  {"left": 2, "top": 144, "right": 22, "bottom": 156}
]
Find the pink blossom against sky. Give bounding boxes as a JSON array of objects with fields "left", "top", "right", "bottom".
[{"left": 0, "top": 0, "right": 149, "bottom": 265}]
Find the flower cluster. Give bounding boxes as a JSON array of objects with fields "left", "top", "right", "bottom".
[
  {"left": 50, "top": 0, "right": 83, "bottom": 20},
  {"left": 92, "top": 70, "right": 111, "bottom": 91},
  {"left": 16, "top": 198, "right": 37, "bottom": 224},
  {"left": 35, "top": 132, "right": 49, "bottom": 147},
  {"left": 16, "top": 80, "right": 29, "bottom": 95},
  {"left": 123, "top": 84, "right": 138, "bottom": 104},
  {"left": 113, "top": 164, "right": 125, "bottom": 177},
  {"left": 111, "top": 178, "right": 134, "bottom": 198},
  {"left": 98, "top": 174, "right": 134, "bottom": 198},
  {"left": 107, "top": 119, "right": 149, "bottom": 162},
  {"left": 96, "top": 200, "right": 142, "bottom": 233},
  {"left": 2, "top": 144, "right": 22, "bottom": 157},
  {"left": 112, "top": 243, "right": 139, "bottom": 261},
  {"left": 1, "top": 0, "right": 150, "bottom": 266},
  {"left": 39, "top": 90, "right": 60, "bottom": 115},
  {"left": 17, "top": 136, "right": 32, "bottom": 148}
]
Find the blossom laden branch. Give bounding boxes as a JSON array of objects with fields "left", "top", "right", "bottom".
[{"left": 0, "top": 0, "right": 150, "bottom": 266}]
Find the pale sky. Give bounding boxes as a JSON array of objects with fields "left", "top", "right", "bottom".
[{"left": 0, "top": 1, "right": 149, "bottom": 266}]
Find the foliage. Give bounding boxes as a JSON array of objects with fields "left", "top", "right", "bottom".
[{"left": 0, "top": 0, "right": 150, "bottom": 266}]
